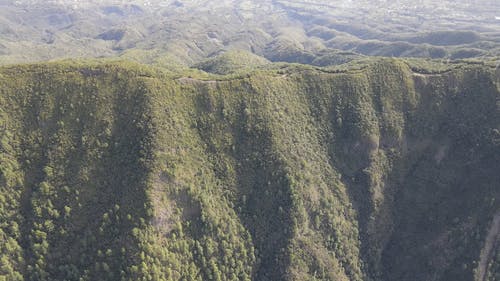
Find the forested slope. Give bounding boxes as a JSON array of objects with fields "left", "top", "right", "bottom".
[{"left": 0, "top": 59, "right": 499, "bottom": 281}]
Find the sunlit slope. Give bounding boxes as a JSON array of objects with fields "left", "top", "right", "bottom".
[{"left": 0, "top": 59, "right": 499, "bottom": 281}]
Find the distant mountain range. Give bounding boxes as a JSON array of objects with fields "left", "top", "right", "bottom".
[{"left": 0, "top": 0, "right": 498, "bottom": 67}]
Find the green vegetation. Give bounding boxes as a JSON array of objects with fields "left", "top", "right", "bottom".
[
  {"left": 194, "top": 50, "right": 270, "bottom": 75},
  {"left": 0, "top": 2, "right": 498, "bottom": 281},
  {"left": 0, "top": 58, "right": 498, "bottom": 281}
]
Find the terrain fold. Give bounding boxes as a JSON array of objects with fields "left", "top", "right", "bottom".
[{"left": 0, "top": 59, "right": 499, "bottom": 281}]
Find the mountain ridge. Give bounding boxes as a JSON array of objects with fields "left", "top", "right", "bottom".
[{"left": 0, "top": 58, "right": 498, "bottom": 281}]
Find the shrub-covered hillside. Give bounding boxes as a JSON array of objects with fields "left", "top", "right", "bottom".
[{"left": 0, "top": 59, "right": 499, "bottom": 281}]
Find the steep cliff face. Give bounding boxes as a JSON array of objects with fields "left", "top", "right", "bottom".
[{"left": 0, "top": 59, "right": 498, "bottom": 281}]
